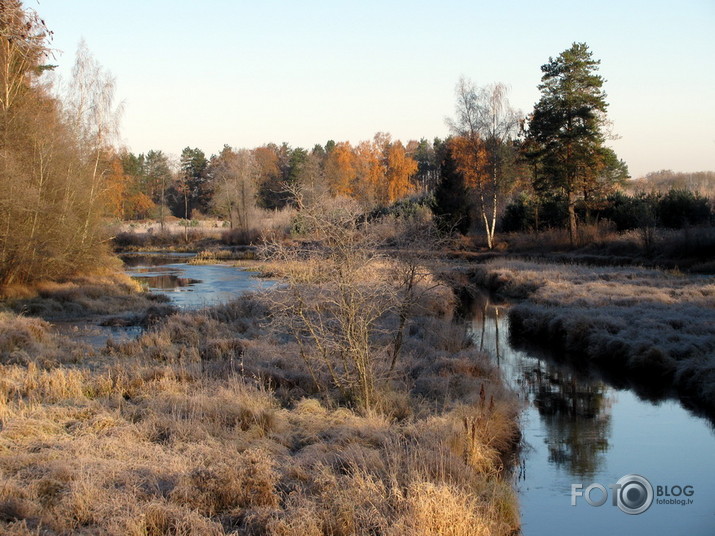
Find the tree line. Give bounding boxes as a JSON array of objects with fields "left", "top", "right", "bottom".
[
  {"left": 114, "top": 42, "right": 644, "bottom": 250},
  {"left": 26, "top": 34, "right": 645, "bottom": 245},
  {"left": 3, "top": 0, "right": 711, "bottom": 286},
  {"left": 110, "top": 134, "right": 433, "bottom": 230}
]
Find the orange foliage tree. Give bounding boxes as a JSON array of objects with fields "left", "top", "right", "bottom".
[
  {"left": 103, "top": 154, "right": 129, "bottom": 219},
  {"left": 103, "top": 153, "right": 156, "bottom": 220},
  {"left": 384, "top": 140, "right": 417, "bottom": 205},
  {"left": 353, "top": 140, "right": 383, "bottom": 206},
  {"left": 324, "top": 141, "right": 357, "bottom": 197},
  {"left": 324, "top": 134, "right": 418, "bottom": 207}
]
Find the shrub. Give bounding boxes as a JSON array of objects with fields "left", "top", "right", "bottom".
[
  {"left": 658, "top": 189, "right": 711, "bottom": 228},
  {"left": 501, "top": 194, "right": 568, "bottom": 233},
  {"left": 601, "top": 191, "right": 659, "bottom": 231},
  {"left": 221, "top": 227, "right": 262, "bottom": 245}
]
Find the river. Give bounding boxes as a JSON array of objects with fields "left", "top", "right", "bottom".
[
  {"left": 469, "top": 295, "right": 715, "bottom": 534},
  {"left": 122, "top": 252, "right": 275, "bottom": 309},
  {"left": 122, "top": 255, "right": 715, "bottom": 534}
]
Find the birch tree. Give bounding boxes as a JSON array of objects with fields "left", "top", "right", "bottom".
[
  {"left": 63, "top": 39, "right": 122, "bottom": 249},
  {"left": 449, "top": 78, "right": 521, "bottom": 248}
]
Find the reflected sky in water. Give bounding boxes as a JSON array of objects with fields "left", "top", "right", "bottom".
[
  {"left": 123, "top": 255, "right": 275, "bottom": 309},
  {"left": 468, "top": 295, "right": 715, "bottom": 535},
  {"left": 55, "top": 255, "right": 273, "bottom": 348}
]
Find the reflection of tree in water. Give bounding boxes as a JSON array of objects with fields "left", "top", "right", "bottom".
[
  {"left": 134, "top": 274, "right": 200, "bottom": 290},
  {"left": 465, "top": 290, "right": 614, "bottom": 478},
  {"left": 524, "top": 362, "right": 613, "bottom": 478}
]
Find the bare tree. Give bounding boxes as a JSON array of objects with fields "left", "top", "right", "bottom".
[
  {"left": 0, "top": 11, "right": 115, "bottom": 284},
  {"left": 385, "top": 215, "right": 451, "bottom": 373},
  {"left": 62, "top": 39, "right": 123, "bottom": 248},
  {"left": 0, "top": 1, "right": 52, "bottom": 282},
  {"left": 448, "top": 77, "right": 521, "bottom": 248},
  {"left": 260, "top": 187, "right": 452, "bottom": 412},
  {"left": 261, "top": 195, "right": 398, "bottom": 411},
  {"left": 211, "top": 146, "right": 258, "bottom": 230}
]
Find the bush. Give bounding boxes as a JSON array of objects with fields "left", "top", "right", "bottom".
[
  {"left": 601, "top": 191, "right": 659, "bottom": 231},
  {"left": 658, "top": 189, "right": 711, "bottom": 228},
  {"left": 501, "top": 193, "right": 536, "bottom": 233},
  {"left": 221, "top": 227, "right": 262, "bottom": 245},
  {"left": 596, "top": 189, "right": 710, "bottom": 231},
  {"left": 501, "top": 194, "right": 568, "bottom": 233},
  {"left": 503, "top": 189, "right": 712, "bottom": 235}
]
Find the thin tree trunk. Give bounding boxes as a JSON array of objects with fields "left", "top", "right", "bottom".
[
  {"left": 490, "top": 184, "right": 498, "bottom": 247},
  {"left": 479, "top": 193, "right": 493, "bottom": 249},
  {"left": 160, "top": 173, "right": 166, "bottom": 231},
  {"left": 567, "top": 189, "right": 577, "bottom": 246},
  {"left": 389, "top": 264, "right": 416, "bottom": 373},
  {"left": 81, "top": 148, "right": 102, "bottom": 247}
]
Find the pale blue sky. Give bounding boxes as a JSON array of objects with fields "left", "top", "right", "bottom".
[{"left": 35, "top": 0, "right": 714, "bottom": 177}]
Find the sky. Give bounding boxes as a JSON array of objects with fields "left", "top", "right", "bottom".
[{"left": 34, "top": 0, "right": 715, "bottom": 178}]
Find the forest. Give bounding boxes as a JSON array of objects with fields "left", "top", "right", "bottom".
[
  {"left": 2, "top": 0, "right": 713, "bottom": 287},
  {"left": 1, "top": 1, "right": 714, "bottom": 535}
]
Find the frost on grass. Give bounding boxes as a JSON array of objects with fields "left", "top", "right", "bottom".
[
  {"left": 477, "top": 259, "right": 715, "bottom": 414},
  {"left": 0, "top": 282, "right": 520, "bottom": 535}
]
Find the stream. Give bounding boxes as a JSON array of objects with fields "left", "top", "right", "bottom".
[
  {"left": 122, "top": 252, "right": 275, "bottom": 308},
  {"left": 118, "top": 254, "right": 715, "bottom": 533},
  {"left": 468, "top": 295, "right": 715, "bottom": 534},
  {"left": 54, "top": 254, "right": 273, "bottom": 347}
]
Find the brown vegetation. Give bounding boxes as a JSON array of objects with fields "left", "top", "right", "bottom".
[
  {"left": 111, "top": 208, "right": 295, "bottom": 252},
  {"left": 1, "top": 6, "right": 121, "bottom": 286},
  {"left": 0, "top": 273, "right": 170, "bottom": 319},
  {"left": 626, "top": 170, "right": 715, "bottom": 198},
  {"left": 0, "top": 256, "right": 520, "bottom": 535},
  {"left": 472, "top": 258, "right": 715, "bottom": 416},
  {"left": 496, "top": 223, "right": 715, "bottom": 274}
]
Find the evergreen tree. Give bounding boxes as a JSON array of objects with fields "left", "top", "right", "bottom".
[
  {"left": 526, "top": 42, "right": 625, "bottom": 244},
  {"left": 433, "top": 140, "right": 472, "bottom": 234},
  {"left": 177, "top": 147, "right": 209, "bottom": 218},
  {"left": 412, "top": 138, "right": 440, "bottom": 193}
]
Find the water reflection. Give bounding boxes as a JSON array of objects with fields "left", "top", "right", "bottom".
[
  {"left": 467, "top": 291, "right": 715, "bottom": 535},
  {"left": 120, "top": 252, "right": 196, "bottom": 267},
  {"left": 468, "top": 293, "right": 613, "bottom": 479},
  {"left": 530, "top": 366, "right": 612, "bottom": 478},
  {"left": 123, "top": 253, "right": 276, "bottom": 309},
  {"left": 132, "top": 272, "right": 202, "bottom": 290}
]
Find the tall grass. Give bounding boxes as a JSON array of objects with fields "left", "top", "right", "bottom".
[{"left": 0, "top": 277, "right": 520, "bottom": 534}]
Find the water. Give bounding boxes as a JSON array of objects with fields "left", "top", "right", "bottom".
[
  {"left": 120, "top": 256, "right": 715, "bottom": 532},
  {"left": 55, "top": 254, "right": 272, "bottom": 347},
  {"left": 122, "top": 253, "right": 275, "bottom": 309},
  {"left": 469, "top": 296, "right": 715, "bottom": 535}
]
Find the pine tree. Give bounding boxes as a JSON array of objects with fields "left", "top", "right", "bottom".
[{"left": 526, "top": 42, "right": 624, "bottom": 244}]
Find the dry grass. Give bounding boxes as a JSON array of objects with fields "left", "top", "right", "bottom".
[
  {"left": 188, "top": 248, "right": 257, "bottom": 264},
  {"left": 1, "top": 272, "right": 170, "bottom": 320},
  {"left": 0, "top": 272, "right": 520, "bottom": 535},
  {"left": 474, "top": 258, "right": 715, "bottom": 415},
  {"left": 112, "top": 209, "right": 296, "bottom": 252}
]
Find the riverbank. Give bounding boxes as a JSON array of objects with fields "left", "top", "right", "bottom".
[
  {"left": 471, "top": 258, "right": 715, "bottom": 418},
  {"left": 0, "top": 259, "right": 521, "bottom": 535}
]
